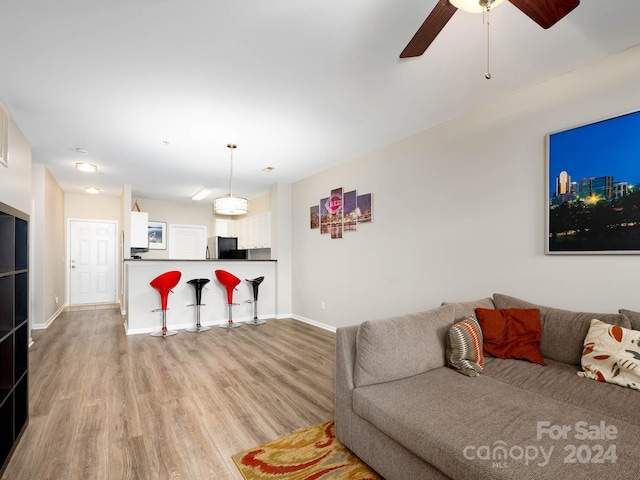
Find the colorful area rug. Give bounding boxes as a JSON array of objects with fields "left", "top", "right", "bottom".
[{"left": 232, "top": 421, "right": 382, "bottom": 479}]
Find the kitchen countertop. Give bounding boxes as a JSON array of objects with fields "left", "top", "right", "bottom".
[{"left": 124, "top": 258, "right": 276, "bottom": 262}]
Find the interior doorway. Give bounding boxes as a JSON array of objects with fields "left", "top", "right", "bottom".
[{"left": 68, "top": 219, "right": 117, "bottom": 305}]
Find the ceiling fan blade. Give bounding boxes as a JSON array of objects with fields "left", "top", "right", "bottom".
[
  {"left": 508, "top": 0, "right": 580, "bottom": 29},
  {"left": 400, "top": 1, "right": 457, "bottom": 58}
]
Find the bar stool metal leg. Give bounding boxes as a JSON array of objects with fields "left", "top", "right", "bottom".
[
  {"left": 244, "top": 276, "right": 266, "bottom": 325},
  {"left": 151, "top": 308, "right": 178, "bottom": 337},
  {"left": 186, "top": 278, "right": 211, "bottom": 333},
  {"left": 185, "top": 303, "right": 210, "bottom": 332}
]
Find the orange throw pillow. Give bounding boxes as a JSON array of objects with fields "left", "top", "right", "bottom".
[{"left": 475, "top": 308, "right": 546, "bottom": 366}]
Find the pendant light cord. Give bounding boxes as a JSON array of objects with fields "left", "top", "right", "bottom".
[
  {"left": 227, "top": 143, "right": 237, "bottom": 197},
  {"left": 484, "top": 1, "right": 492, "bottom": 79}
]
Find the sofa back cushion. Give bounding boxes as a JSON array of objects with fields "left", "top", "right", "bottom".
[
  {"left": 441, "top": 297, "right": 495, "bottom": 322},
  {"left": 493, "top": 293, "right": 631, "bottom": 366},
  {"left": 353, "top": 304, "right": 455, "bottom": 387},
  {"left": 619, "top": 309, "right": 640, "bottom": 330}
]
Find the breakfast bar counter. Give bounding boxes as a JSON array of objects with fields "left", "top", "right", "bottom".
[{"left": 123, "top": 259, "right": 277, "bottom": 335}]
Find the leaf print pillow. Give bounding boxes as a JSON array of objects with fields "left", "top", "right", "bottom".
[{"left": 578, "top": 319, "right": 640, "bottom": 392}]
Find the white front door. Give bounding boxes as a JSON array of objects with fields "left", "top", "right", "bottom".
[{"left": 69, "top": 219, "right": 117, "bottom": 305}]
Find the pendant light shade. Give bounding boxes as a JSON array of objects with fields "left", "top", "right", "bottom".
[
  {"left": 214, "top": 195, "right": 249, "bottom": 215},
  {"left": 214, "top": 143, "right": 249, "bottom": 216}
]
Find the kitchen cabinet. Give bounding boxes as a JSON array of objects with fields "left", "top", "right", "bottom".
[
  {"left": 130, "top": 211, "right": 148, "bottom": 248},
  {"left": 237, "top": 212, "right": 270, "bottom": 249}
]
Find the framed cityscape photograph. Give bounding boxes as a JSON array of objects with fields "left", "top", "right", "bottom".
[{"left": 546, "top": 109, "right": 640, "bottom": 254}]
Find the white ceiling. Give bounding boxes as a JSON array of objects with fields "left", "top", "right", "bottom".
[{"left": 2, "top": 0, "right": 640, "bottom": 203}]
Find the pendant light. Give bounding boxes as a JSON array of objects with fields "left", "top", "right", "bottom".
[{"left": 214, "top": 143, "right": 249, "bottom": 216}]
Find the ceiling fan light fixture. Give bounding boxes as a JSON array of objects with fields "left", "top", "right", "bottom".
[
  {"left": 449, "top": 0, "right": 506, "bottom": 13},
  {"left": 213, "top": 143, "right": 249, "bottom": 216}
]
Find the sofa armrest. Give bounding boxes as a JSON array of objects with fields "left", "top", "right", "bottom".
[{"left": 335, "top": 325, "right": 359, "bottom": 449}]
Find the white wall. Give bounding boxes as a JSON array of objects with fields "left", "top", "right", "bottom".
[
  {"left": 31, "top": 164, "right": 66, "bottom": 328},
  {"left": 291, "top": 45, "right": 640, "bottom": 329},
  {"left": 131, "top": 197, "right": 214, "bottom": 259},
  {"left": 0, "top": 114, "right": 34, "bottom": 335},
  {"left": 0, "top": 115, "right": 31, "bottom": 214},
  {"left": 66, "top": 192, "right": 122, "bottom": 221},
  {"left": 43, "top": 168, "right": 65, "bottom": 322},
  {"left": 271, "top": 182, "right": 292, "bottom": 317}
]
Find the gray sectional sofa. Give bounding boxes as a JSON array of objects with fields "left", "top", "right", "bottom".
[{"left": 335, "top": 294, "right": 640, "bottom": 480}]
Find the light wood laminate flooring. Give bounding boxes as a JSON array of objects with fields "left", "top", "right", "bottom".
[{"left": 2, "top": 309, "right": 335, "bottom": 479}]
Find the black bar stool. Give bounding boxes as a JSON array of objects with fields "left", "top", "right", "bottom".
[
  {"left": 245, "top": 276, "right": 265, "bottom": 325},
  {"left": 186, "top": 278, "right": 211, "bottom": 333}
]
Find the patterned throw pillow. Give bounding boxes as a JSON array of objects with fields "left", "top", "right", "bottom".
[
  {"left": 446, "top": 316, "right": 484, "bottom": 377},
  {"left": 578, "top": 319, "right": 640, "bottom": 392}
]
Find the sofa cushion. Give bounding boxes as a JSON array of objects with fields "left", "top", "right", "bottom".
[
  {"left": 482, "top": 357, "right": 640, "bottom": 426},
  {"left": 441, "top": 297, "right": 495, "bottom": 322},
  {"left": 353, "top": 365, "right": 640, "bottom": 480},
  {"left": 578, "top": 319, "right": 640, "bottom": 391},
  {"left": 445, "top": 316, "right": 484, "bottom": 377},
  {"left": 475, "top": 308, "right": 546, "bottom": 366},
  {"left": 353, "top": 304, "right": 455, "bottom": 387},
  {"left": 492, "top": 293, "right": 631, "bottom": 366},
  {"left": 619, "top": 309, "right": 640, "bottom": 330}
]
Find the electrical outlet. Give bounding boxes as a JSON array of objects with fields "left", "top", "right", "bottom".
[
  {"left": 320, "top": 302, "right": 325, "bottom": 310},
  {"left": 55, "top": 295, "right": 59, "bottom": 304}
]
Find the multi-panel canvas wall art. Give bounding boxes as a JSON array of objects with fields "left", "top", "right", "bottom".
[{"left": 310, "top": 187, "right": 373, "bottom": 239}]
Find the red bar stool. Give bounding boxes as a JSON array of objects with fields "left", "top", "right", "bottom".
[
  {"left": 186, "top": 278, "right": 211, "bottom": 333},
  {"left": 215, "top": 269, "right": 243, "bottom": 329},
  {"left": 150, "top": 270, "right": 181, "bottom": 337},
  {"left": 245, "top": 276, "right": 265, "bottom": 325}
]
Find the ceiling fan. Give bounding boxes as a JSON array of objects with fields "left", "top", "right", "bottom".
[{"left": 400, "top": 0, "right": 580, "bottom": 58}]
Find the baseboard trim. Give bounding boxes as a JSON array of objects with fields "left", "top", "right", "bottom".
[
  {"left": 291, "top": 314, "right": 336, "bottom": 333},
  {"left": 123, "top": 314, "right": 335, "bottom": 335},
  {"left": 64, "top": 303, "right": 120, "bottom": 312},
  {"left": 124, "top": 314, "right": 277, "bottom": 335},
  {"left": 31, "top": 304, "right": 66, "bottom": 330}
]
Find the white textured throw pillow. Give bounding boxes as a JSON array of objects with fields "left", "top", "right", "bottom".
[{"left": 578, "top": 319, "right": 640, "bottom": 392}]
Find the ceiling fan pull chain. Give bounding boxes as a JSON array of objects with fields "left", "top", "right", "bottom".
[{"left": 485, "top": 1, "right": 492, "bottom": 80}]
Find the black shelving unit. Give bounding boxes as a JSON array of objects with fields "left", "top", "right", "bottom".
[{"left": 0, "top": 201, "right": 28, "bottom": 475}]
